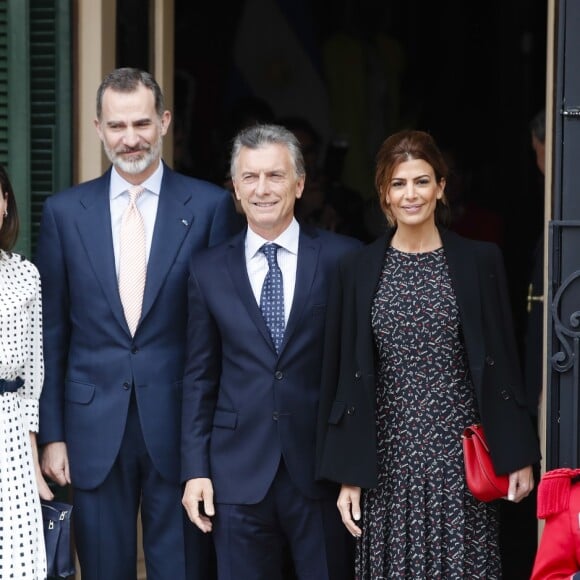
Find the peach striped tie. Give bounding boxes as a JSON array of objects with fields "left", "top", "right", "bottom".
[{"left": 119, "top": 185, "right": 146, "bottom": 336}]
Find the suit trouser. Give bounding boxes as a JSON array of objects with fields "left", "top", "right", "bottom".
[
  {"left": 212, "top": 460, "right": 354, "bottom": 580},
  {"left": 72, "top": 392, "right": 214, "bottom": 580}
]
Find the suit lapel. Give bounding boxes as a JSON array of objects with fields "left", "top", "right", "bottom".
[
  {"left": 440, "top": 228, "right": 484, "bottom": 384},
  {"left": 140, "top": 168, "right": 195, "bottom": 326},
  {"left": 226, "top": 230, "right": 275, "bottom": 350},
  {"left": 281, "top": 228, "right": 319, "bottom": 353},
  {"left": 226, "top": 227, "right": 323, "bottom": 355},
  {"left": 76, "top": 171, "right": 128, "bottom": 332},
  {"left": 355, "top": 235, "right": 389, "bottom": 368},
  {"left": 356, "top": 234, "right": 389, "bottom": 322}
]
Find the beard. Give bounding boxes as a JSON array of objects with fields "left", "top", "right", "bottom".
[{"left": 104, "top": 134, "right": 163, "bottom": 175}]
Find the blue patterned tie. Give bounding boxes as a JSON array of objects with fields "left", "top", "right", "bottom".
[{"left": 259, "top": 243, "right": 285, "bottom": 353}]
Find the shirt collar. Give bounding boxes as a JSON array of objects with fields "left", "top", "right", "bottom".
[
  {"left": 110, "top": 162, "right": 164, "bottom": 200},
  {"left": 246, "top": 218, "right": 300, "bottom": 258}
]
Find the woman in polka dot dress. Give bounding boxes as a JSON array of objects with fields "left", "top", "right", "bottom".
[
  {"left": 317, "top": 130, "right": 541, "bottom": 578},
  {"left": 0, "top": 165, "right": 53, "bottom": 579}
]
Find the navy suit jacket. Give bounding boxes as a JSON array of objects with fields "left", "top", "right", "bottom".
[
  {"left": 181, "top": 225, "right": 361, "bottom": 504},
  {"left": 36, "top": 163, "right": 238, "bottom": 490}
]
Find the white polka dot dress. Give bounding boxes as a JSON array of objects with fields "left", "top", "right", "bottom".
[{"left": 0, "top": 251, "right": 47, "bottom": 579}]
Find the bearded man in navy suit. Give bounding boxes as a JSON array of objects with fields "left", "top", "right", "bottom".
[
  {"left": 36, "top": 67, "right": 238, "bottom": 580},
  {"left": 181, "top": 124, "right": 361, "bottom": 579}
]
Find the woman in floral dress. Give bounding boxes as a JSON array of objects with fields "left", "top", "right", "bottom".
[{"left": 317, "top": 130, "right": 541, "bottom": 578}]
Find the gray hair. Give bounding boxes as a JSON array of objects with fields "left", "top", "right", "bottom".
[
  {"left": 96, "top": 67, "right": 165, "bottom": 120},
  {"left": 230, "top": 124, "right": 305, "bottom": 179}
]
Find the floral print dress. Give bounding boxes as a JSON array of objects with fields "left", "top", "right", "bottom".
[{"left": 356, "top": 246, "right": 501, "bottom": 579}]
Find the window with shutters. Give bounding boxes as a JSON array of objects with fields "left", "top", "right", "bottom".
[
  {"left": 0, "top": 4, "right": 7, "bottom": 168},
  {"left": 0, "top": 0, "right": 71, "bottom": 257},
  {"left": 29, "top": 0, "right": 72, "bottom": 257}
]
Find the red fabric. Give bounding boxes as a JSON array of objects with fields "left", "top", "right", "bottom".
[
  {"left": 538, "top": 469, "right": 580, "bottom": 518},
  {"left": 531, "top": 469, "right": 580, "bottom": 579}
]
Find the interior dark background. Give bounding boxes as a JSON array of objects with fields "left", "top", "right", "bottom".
[
  {"left": 172, "top": 0, "right": 548, "bottom": 348},
  {"left": 119, "top": 1, "right": 549, "bottom": 577}
]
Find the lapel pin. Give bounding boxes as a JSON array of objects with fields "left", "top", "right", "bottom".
[{"left": 181, "top": 219, "right": 189, "bottom": 227}]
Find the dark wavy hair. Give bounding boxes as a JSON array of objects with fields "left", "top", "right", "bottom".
[
  {"left": 0, "top": 164, "right": 19, "bottom": 251},
  {"left": 374, "top": 130, "right": 450, "bottom": 227}
]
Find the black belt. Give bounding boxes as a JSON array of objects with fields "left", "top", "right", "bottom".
[{"left": 0, "top": 377, "right": 24, "bottom": 394}]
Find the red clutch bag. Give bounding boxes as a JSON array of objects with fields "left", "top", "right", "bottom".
[{"left": 462, "top": 424, "right": 509, "bottom": 502}]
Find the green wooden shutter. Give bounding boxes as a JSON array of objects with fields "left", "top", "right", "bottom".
[
  {"left": 0, "top": 0, "right": 71, "bottom": 257},
  {"left": 0, "top": 4, "right": 8, "bottom": 167},
  {"left": 29, "top": 0, "right": 72, "bottom": 257},
  {"left": 5, "top": 0, "right": 30, "bottom": 255}
]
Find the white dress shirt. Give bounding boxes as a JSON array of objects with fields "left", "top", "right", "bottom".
[
  {"left": 245, "top": 218, "right": 300, "bottom": 325},
  {"left": 109, "top": 163, "right": 163, "bottom": 277}
]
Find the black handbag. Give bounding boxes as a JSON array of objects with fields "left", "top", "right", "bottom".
[{"left": 41, "top": 501, "right": 75, "bottom": 578}]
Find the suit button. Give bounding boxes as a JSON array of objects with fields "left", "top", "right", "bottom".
[
  {"left": 272, "top": 412, "right": 279, "bottom": 421},
  {"left": 347, "top": 406, "right": 355, "bottom": 415},
  {"left": 131, "top": 346, "right": 138, "bottom": 354},
  {"left": 122, "top": 382, "right": 130, "bottom": 390},
  {"left": 501, "top": 389, "right": 511, "bottom": 400},
  {"left": 274, "top": 371, "right": 283, "bottom": 380},
  {"left": 354, "top": 371, "right": 362, "bottom": 380},
  {"left": 485, "top": 356, "right": 495, "bottom": 366}
]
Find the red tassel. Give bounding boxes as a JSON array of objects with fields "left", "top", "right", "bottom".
[{"left": 537, "top": 468, "right": 580, "bottom": 518}]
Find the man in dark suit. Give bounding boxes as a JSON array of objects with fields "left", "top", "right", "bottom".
[
  {"left": 181, "top": 123, "right": 360, "bottom": 579},
  {"left": 36, "top": 68, "right": 238, "bottom": 580}
]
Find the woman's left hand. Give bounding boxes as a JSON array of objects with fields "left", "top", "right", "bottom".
[
  {"left": 506, "top": 465, "right": 534, "bottom": 502},
  {"left": 337, "top": 484, "right": 363, "bottom": 537},
  {"left": 29, "top": 432, "right": 54, "bottom": 501}
]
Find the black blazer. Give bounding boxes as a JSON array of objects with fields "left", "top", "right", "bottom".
[{"left": 316, "top": 227, "right": 541, "bottom": 489}]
